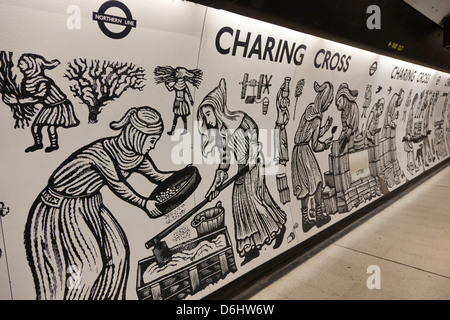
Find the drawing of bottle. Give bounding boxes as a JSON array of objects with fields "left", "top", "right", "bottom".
[
  {"left": 281, "top": 77, "right": 291, "bottom": 108},
  {"left": 262, "top": 97, "right": 269, "bottom": 115}
]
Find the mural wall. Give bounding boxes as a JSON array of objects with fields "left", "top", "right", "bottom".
[{"left": 0, "top": 0, "right": 449, "bottom": 300}]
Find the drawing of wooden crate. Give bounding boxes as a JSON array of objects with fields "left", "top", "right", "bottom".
[
  {"left": 334, "top": 170, "right": 351, "bottom": 193},
  {"left": 322, "top": 186, "right": 337, "bottom": 215},
  {"left": 136, "top": 227, "right": 237, "bottom": 300},
  {"left": 357, "top": 181, "right": 370, "bottom": 194},
  {"left": 336, "top": 191, "right": 348, "bottom": 213},
  {"left": 276, "top": 173, "right": 291, "bottom": 204}
]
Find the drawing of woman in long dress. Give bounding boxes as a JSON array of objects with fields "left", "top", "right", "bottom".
[
  {"left": 24, "top": 106, "right": 174, "bottom": 300},
  {"left": 291, "top": 81, "right": 333, "bottom": 233},
  {"left": 365, "top": 98, "right": 385, "bottom": 146},
  {"left": 336, "top": 83, "right": 360, "bottom": 154},
  {"left": 383, "top": 88, "right": 404, "bottom": 161},
  {"left": 197, "top": 78, "right": 286, "bottom": 266},
  {"left": 2, "top": 53, "right": 79, "bottom": 152},
  {"left": 404, "top": 102, "right": 419, "bottom": 174}
]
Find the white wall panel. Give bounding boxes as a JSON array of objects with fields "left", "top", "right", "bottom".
[{"left": 0, "top": 0, "right": 449, "bottom": 300}]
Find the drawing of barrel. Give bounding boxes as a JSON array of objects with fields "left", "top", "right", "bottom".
[{"left": 191, "top": 201, "right": 225, "bottom": 236}]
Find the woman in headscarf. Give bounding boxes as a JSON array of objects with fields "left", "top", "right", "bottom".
[
  {"left": 291, "top": 81, "right": 333, "bottom": 233},
  {"left": 336, "top": 83, "right": 360, "bottom": 154},
  {"left": 24, "top": 106, "right": 174, "bottom": 300},
  {"left": 197, "top": 78, "right": 286, "bottom": 266},
  {"left": 2, "top": 53, "right": 79, "bottom": 153},
  {"left": 336, "top": 82, "right": 359, "bottom": 153},
  {"left": 365, "top": 98, "right": 385, "bottom": 146}
]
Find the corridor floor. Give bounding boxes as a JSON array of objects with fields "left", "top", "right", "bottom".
[{"left": 232, "top": 163, "right": 450, "bottom": 300}]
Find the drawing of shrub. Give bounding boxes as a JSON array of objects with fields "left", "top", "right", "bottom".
[{"left": 65, "top": 59, "right": 146, "bottom": 123}]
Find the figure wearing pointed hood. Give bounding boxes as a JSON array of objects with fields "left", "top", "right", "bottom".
[
  {"left": 365, "top": 97, "right": 385, "bottom": 146},
  {"left": 197, "top": 78, "right": 286, "bottom": 266},
  {"left": 336, "top": 82, "right": 360, "bottom": 153},
  {"left": 291, "top": 81, "right": 333, "bottom": 233},
  {"left": 2, "top": 53, "right": 79, "bottom": 153}
]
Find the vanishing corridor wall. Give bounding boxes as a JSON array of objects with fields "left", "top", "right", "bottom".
[{"left": 0, "top": 0, "right": 449, "bottom": 300}]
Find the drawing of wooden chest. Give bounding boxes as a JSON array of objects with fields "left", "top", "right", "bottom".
[{"left": 136, "top": 227, "right": 237, "bottom": 300}]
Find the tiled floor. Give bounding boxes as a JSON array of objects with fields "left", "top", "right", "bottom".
[{"left": 232, "top": 163, "right": 450, "bottom": 300}]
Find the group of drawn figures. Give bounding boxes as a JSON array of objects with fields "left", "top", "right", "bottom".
[
  {"left": 279, "top": 78, "right": 448, "bottom": 233},
  {"left": 401, "top": 88, "right": 448, "bottom": 173},
  {"left": 0, "top": 51, "right": 149, "bottom": 151},
  {"left": 2, "top": 50, "right": 450, "bottom": 301},
  {"left": 0, "top": 50, "right": 289, "bottom": 299},
  {"left": 18, "top": 76, "right": 289, "bottom": 299}
]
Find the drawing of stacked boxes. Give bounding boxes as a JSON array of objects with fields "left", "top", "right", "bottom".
[
  {"left": 322, "top": 172, "right": 338, "bottom": 216},
  {"left": 434, "top": 120, "right": 448, "bottom": 159},
  {"left": 379, "top": 126, "right": 403, "bottom": 187},
  {"left": 379, "top": 132, "right": 390, "bottom": 172},
  {"left": 323, "top": 140, "right": 382, "bottom": 215},
  {"left": 323, "top": 141, "right": 351, "bottom": 214},
  {"left": 276, "top": 173, "right": 291, "bottom": 205}
]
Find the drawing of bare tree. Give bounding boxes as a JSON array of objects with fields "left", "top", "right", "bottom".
[{"left": 65, "top": 59, "right": 146, "bottom": 123}]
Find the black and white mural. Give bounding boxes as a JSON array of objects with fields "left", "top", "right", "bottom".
[
  {"left": 1, "top": 51, "right": 79, "bottom": 152},
  {"left": 0, "top": 0, "right": 449, "bottom": 300}
]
